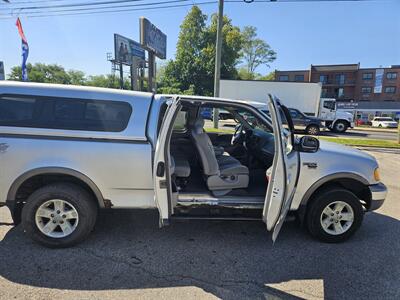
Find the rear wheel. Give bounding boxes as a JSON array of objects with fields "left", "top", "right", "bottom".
[
  {"left": 21, "top": 183, "right": 98, "bottom": 248},
  {"left": 333, "top": 120, "right": 348, "bottom": 133},
  {"left": 305, "top": 124, "right": 320, "bottom": 135},
  {"left": 306, "top": 188, "right": 363, "bottom": 243}
]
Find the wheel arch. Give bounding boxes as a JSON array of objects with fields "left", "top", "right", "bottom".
[
  {"left": 297, "top": 173, "right": 372, "bottom": 222},
  {"left": 6, "top": 167, "right": 107, "bottom": 224},
  {"left": 334, "top": 119, "right": 350, "bottom": 127}
]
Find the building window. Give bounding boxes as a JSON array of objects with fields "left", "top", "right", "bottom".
[
  {"left": 319, "top": 75, "right": 328, "bottom": 84},
  {"left": 321, "top": 88, "right": 328, "bottom": 97},
  {"left": 384, "top": 86, "right": 396, "bottom": 93},
  {"left": 335, "top": 74, "right": 345, "bottom": 85},
  {"left": 362, "top": 73, "right": 373, "bottom": 80},
  {"left": 279, "top": 75, "right": 289, "bottom": 81},
  {"left": 294, "top": 74, "right": 304, "bottom": 82},
  {"left": 361, "top": 87, "right": 372, "bottom": 94},
  {"left": 337, "top": 88, "right": 344, "bottom": 98},
  {"left": 386, "top": 72, "right": 397, "bottom": 80}
]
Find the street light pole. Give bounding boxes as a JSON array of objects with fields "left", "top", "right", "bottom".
[{"left": 213, "top": 0, "right": 224, "bottom": 129}]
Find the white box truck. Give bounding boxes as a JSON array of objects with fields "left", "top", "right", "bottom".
[{"left": 220, "top": 79, "right": 354, "bottom": 133}]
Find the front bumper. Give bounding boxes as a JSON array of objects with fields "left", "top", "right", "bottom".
[{"left": 368, "top": 182, "right": 387, "bottom": 211}]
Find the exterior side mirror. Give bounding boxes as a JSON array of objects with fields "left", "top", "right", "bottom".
[{"left": 299, "top": 136, "right": 319, "bottom": 153}]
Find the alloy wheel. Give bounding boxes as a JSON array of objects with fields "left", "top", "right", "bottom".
[
  {"left": 320, "top": 201, "right": 354, "bottom": 235},
  {"left": 35, "top": 199, "right": 79, "bottom": 238}
]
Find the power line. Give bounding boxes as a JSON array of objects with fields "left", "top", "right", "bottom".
[
  {"left": 0, "top": 0, "right": 377, "bottom": 19},
  {"left": 7, "top": 0, "right": 191, "bottom": 15},
  {"left": 0, "top": 1, "right": 217, "bottom": 18}
]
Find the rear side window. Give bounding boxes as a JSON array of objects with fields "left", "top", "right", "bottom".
[
  {"left": 0, "top": 95, "right": 132, "bottom": 132},
  {"left": 0, "top": 96, "right": 37, "bottom": 125}
]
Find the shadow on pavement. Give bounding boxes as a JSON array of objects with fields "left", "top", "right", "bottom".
[{"left": 0, "top": 209, "right": 399, "bottom": 299}]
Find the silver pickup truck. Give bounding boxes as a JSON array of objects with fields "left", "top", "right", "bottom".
[{"left": 0, "top": 82, "right": 387, "bottom": 248}]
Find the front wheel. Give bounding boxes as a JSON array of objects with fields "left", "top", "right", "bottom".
[
  {"left": 306, "top": 188, "right": 364, "bottom": 243},
  {"left": 305, "top": 124, "right": 320, "bottom": 135},
  {"left": 21, "top": 183, "right": 98, "bottom": 248},
  {"left": 333, "top": 121, "right": 348, "bottom": 133}
]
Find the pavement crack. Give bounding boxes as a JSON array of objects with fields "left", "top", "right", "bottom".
[{"left": 76, "top": 247, "right": 265, "bottom": 292}]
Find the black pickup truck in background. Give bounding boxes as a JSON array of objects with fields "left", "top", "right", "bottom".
[{"left": 288, "top": 108, "right": 324, "bottom": 135}]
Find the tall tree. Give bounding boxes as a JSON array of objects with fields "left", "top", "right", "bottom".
[
  {"left": 159, "top": 6, "right": 243, "bottom": 96},
  {"left": 240, "top": 26, "right": 276, "bottom": 74},
  {"left": 8, "top": 63, "right": 71, "bottom": 84}
]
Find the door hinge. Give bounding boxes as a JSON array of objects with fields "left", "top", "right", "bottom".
[{"left": 159, "top": 180, "right": 167, "bottom": 189}]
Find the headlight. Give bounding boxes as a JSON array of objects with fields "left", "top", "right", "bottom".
[{"left": 374, "top": 167, "right": 380, "bottom": 182}]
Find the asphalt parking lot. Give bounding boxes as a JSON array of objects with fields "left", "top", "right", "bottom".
[{"left": 0, "top": 148, "right": 399, "bottom": 299}]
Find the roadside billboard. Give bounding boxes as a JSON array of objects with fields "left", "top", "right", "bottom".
[
  {"left": 114, "top": 34, "right": 145, "bottom": 65},
  {"left": 374, "top": 68, "right": 384, "bottom": 93},
  {"left": 0, "top": 61, "right": 5, "bottom": 80},
  {"left": 140, "top": 17, "right": 167, "bottom": 59}
]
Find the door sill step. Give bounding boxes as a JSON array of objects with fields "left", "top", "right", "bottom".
[{"left": 171, "top": 215, "right": 262, "bottom": 221}]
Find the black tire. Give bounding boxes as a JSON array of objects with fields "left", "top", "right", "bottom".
[
  {"left": 333, "top": 120, "right": 348, "bottom": 133},
  {"left": 306, "top": 188, "right": 364, "bottom": 243},
  {"left": 305, "top": 124, "right": 320, "bottom": 135},
  {"left": 21, "top": 183, "right": 98, "bottom": 248}
]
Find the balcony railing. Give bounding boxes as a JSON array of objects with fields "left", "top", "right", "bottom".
[{"left": 319, "top": 79, "right": 356, "bottom": 85}]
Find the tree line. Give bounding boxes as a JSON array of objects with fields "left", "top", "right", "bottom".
[{"left": 7, "top": 6, "right": 276, "bottom": 95}]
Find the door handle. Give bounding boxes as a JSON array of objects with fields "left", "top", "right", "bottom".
[{"left": 156, "top": 162, "right": 165, "bottom": 177}]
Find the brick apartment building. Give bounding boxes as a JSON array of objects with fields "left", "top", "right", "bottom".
[{"left": 275, "top": 63, "right": 400, "bottom": 119}]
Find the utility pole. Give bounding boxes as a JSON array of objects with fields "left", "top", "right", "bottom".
[{"left": 213, "top": 0, "right": 224, "bottom": 129}]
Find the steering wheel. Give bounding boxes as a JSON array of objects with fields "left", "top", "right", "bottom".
[{"left": 231, "top": 124, "right": 245, "bottom": 145}]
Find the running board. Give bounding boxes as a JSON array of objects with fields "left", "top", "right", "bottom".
[
  {"left": 177, "top": 193, "right": 264, "bottom": 209},
  {"left": 171, "top": 215, "right": 262, "bottom": 221}
]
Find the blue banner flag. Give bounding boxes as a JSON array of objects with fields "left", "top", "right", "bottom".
[{"left": 16, "top": 18, "right": 29, "bottom": 81}]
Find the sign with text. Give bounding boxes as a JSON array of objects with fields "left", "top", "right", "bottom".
[
  {"left": 374, "top": 68, "right": 384, "bottom": 93},
  {"left": 114, "top": 34, "right": 145, "bottom": 65},
  {"left": 0, "top": 61, "right": 4, "bottom": 80},
  {"left": 337, "top": 101, "right": 358, "bottom": 110},
  {"left": 140, "top": 17, "right": 167, "bottom": 59}
]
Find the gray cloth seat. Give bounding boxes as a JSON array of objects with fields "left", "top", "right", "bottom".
[
  {"left": 190, "top": 118, "right": 249, "bottom": 194},
  {"left": 170, "top": 155, "right": 191, "bottom": 178}
]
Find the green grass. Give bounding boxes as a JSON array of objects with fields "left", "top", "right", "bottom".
[
  {"left": 204, "top": 127, "right": 235, "bottom": 134},
  {"left": 319, "top": 137, "right": 400, "bottom": 148}
]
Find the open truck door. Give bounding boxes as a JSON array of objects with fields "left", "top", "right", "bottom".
[
  {"left": 263, "top": 94, "right": 299, "bottom": 242},
  {"left": 153, "top": 97, "right": 181, "bottom": 227}
]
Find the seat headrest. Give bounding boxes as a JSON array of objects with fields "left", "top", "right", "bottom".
[{"left": 193, "top": 118, "right": 205, "bottom": 134}]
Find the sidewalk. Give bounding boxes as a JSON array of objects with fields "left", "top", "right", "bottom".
[{"left": 351, "top": 126, "right": 398, "bottom": 133}]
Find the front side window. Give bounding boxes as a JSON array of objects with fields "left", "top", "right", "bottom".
[{"left": 323, "top": 100, "right": 336, "bottom": 110}]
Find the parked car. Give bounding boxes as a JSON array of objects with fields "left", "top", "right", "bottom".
[
  {"left": 355, "top": 117, "right": 372, "bottom": 126},
  {"left": 287, "top": 108, "right": 324, "bottom": 135},
  {"left": 251, "top": 105, "right": 324, "bottom": 135},
  {"left": 0, "top": 82, "right": 387, "bottom": 248},
  {"left": 371, "top": 117, "right": 398, "bottom": 128}
]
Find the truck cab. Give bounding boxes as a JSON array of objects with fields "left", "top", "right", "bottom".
[{"left": 319, "top": 98, "right": 355, "bottom": 133}]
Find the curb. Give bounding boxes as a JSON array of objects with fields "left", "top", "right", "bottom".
[{"left": 351, "top": 127, "right": 398, "bottom": 134}]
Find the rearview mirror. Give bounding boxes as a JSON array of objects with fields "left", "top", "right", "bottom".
[{"left": 299, "top": 136, "right": 319, "bottom": 153}]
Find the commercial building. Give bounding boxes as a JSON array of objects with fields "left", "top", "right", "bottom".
[{"left": 275, "top": 63, "right": 400, "bottom": 120}]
